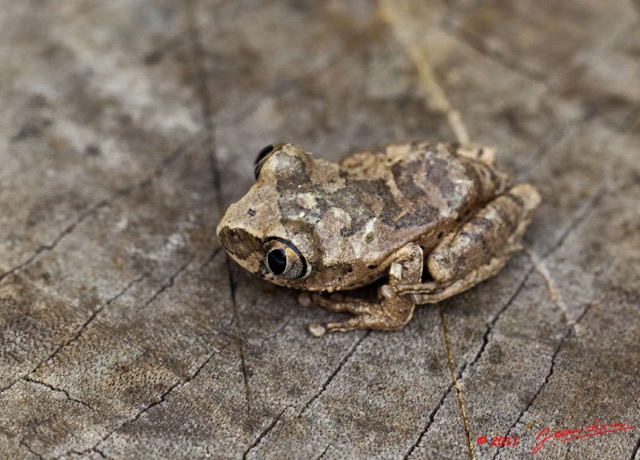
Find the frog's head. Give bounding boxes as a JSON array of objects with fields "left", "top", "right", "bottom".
[{"left": 216, "top": 143, "right": 344, "bottom": 290}]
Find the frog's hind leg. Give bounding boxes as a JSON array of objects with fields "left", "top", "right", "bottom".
[
  {"left": 300, "top": 243, "right": 423, "bottom": 337},
  {"left": 397, "top": 253, "right": 512, "bottom": 303},
  {"left": 398, "top": 183, "right": 541, "bottom": 304}
]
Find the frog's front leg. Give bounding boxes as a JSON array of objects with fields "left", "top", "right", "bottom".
[{"left": 300, "top": 243, "right": 423, "bottom": 337}]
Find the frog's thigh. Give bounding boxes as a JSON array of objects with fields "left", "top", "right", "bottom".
[
  {"left": 406, "top": 183, "right": 541, "bottom": 303},
  {"left": 429, "top": 183, "right": 540, "bottom": 282},
  {"left": 307, "top": 243, "right": 423, "bottom": 336},
  {"left": 407, "top": 254, "right": 511, "bottom": 304}
]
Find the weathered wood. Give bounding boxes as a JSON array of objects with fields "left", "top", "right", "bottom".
[{"left": 1, "top": 1, "right": 639, "bottom": 459}]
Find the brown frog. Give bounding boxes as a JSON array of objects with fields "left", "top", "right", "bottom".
[{"left": 217, "top": 142, "right": 541, "bottom": 336}]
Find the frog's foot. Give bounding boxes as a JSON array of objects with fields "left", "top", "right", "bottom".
[
  {"left": 301, "top": 292, "right": 403, "bottom": 336},
  {"left": 298, "top": 292, "right": 373, "bottom": 314},
  {"left": 305, "top": 242, "right": 423, "bottom": 337},
  {"left": 307, "top": 292, "right": 415, "bottom": 337},
  {"left": 396, "top": 251, "right": 512, "bottom": 303}
]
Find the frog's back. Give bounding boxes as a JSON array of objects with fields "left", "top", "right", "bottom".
[{"left": 339, "top": 142, "right": 511, "bottom": 255}]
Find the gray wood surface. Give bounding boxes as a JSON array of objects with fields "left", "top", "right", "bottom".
[{"left": 1, "top": 1, "right": 639, "bottom": 459}]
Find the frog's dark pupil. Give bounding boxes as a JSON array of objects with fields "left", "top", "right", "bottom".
[
  {"left": 267, "top": 249, "right": 287, "bottom": 275},
  {"left": 255, "top": 145, "right": 274, "bottom": 165}
]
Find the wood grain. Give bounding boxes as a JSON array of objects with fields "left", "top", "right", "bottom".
[{"left": 1, "top": 1, "right": 639, "bottom": 458}]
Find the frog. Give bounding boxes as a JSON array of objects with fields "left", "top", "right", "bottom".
[{"left": 216, "top": 142, "right": 541, "bottom": 337}]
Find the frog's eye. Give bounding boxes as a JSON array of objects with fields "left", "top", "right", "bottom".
[
  {"left": 254, "top": 143, "right": 284, "bottom": 179},
  {"left": 263, "top": 237, "right": 308, "bottom": 280}
]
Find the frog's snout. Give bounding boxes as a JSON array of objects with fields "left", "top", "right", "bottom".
[{"left": 217, "top": 225, "right": 262, "bottom": 263}]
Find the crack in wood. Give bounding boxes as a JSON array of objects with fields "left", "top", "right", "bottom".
[
  {"left": 0, "top": 378, "right": 19, "bottom": 394},
  {"left": 462, "top": 187, "right": 601, "bottom": 372},
  {"left": 142, "top": 258, "right": 194, "bottom": 309},
  {"left": 185, "top": 0, "right": 221, "bottom": 212},
  {"left": 315, "top": 443, "right": 331, "bottom": 460},
  {"left": 439, "top": 306, "right": 476, "bottom": 460},
  {"left": 631, "top": 433, "right": 640, "bottom": 460},
  {"left": 53, "top": 246, "right": 226, "bottom": 459},
  {"left": 242, "top": 407, "right": 287, "bottom": 460},
  {"left": 402, "top": 381, "right": 455, "bottom": 459},
  {"left": 404, "top": 184, "right": 608, "bottom": 454},
  {"left": 444, "top": 8, "right": 636, "bottom": 92},
  {"left": 64, "top": 344, "right": 228, "bottom": 459},
  {"left": 542, "top": 186, "right": 604, "bottom": 260},
  {"left": 298, "top": 331, "right": 370, "bottom": 417},
  {"left": 489, "top": 337, "right": 565, "bottom": 460},
  {"left": 78, "top": 376, "right": 183, "bottom": 458},
  {"left": 545, "top": 20, "right": 639, "bottom": 95},
  {"left": 31, "top": 274, "right": 148, "bottom": 378},
  {"left": 490, "top": 295, "right": 605, "bottom": 460},
  {"left": 184, "top": 0, "right": 254, "bottom": 424},
  {"left": 466, "top": 266, "right": 534, "bottom": 375},
  {"left": 228, "top": 265, "right": 253, "bottom": 420},
  {"left": 23, "top": 376, "right": 96, "bottom": 412},
  {"left": 0, "top": 274, "right": 149, "bottom": 396},
  {"left": 401, "top": 264, "right": 534, "bottom": 457},
  {"left": 0, "top": 135, "right": 201, "bottom": 286},
  {"left": 20, "top": 439, "right": 44, "bottom": 460}
]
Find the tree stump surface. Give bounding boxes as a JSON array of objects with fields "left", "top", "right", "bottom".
[{"left": 1, "top": 1, "right": 639, "bottom": 459}]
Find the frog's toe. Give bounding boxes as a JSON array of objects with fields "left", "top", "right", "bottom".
[
  {"left": 308, "top": 308, "right": 412, "bottom": 335},
  {"left": 308, "top": 323, "right": 327, "bottom": 337},
  {"left": 308, "top": 319, "right": 361, "bottom": 336},
  {"left": 298, "top": 292, "right": 314, "bottom": 308},
  {"left": 301, "top": 293, "right": 376, "bottom": 315}
]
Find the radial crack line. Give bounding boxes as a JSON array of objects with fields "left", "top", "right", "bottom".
[
  {"left": 630, "top": 432, "right": 640, "bottom": 460},
  {"left": 23, "top": 376, "right": 95, "bottom": 412},
  {"left": 142, "top": 257, "right": 194, "bottom": 309},
  {"left": 0, "top": 134, "right": 202, "bottom": 285},
  {"left": 403, "top": 381, "right": 455, "bottom": 459},
  {"left": 298, "top": 332, "right": 369, "bottom": 417},
  {"left": 492, "top": 294, "right": 607, "bottom": 460},
  {"left": 243, "top": 408, "right": 288, "bottom": 459},
  {"left": 29, "top": 274, "right": 148, "bottom": 378},
  {"left": 64, "top": 343, "right": 229, "bottom": 459},
  {"left": 542, "top": 186, "right": 604, "bottom": 260},
  {"left": 185, "top": 0, "right": 253, "bottom": 423},
  {"left": 439, "top": 306, "right": 477, "bottom": 460}
]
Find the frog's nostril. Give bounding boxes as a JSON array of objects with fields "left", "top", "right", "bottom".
[{"left": 267, "top": 249, "right": 287, "bottom": 275}]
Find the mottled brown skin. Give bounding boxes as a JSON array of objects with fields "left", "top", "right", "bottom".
[{"left": 217, "top": 143, "right": 541, "bottom": 336}]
